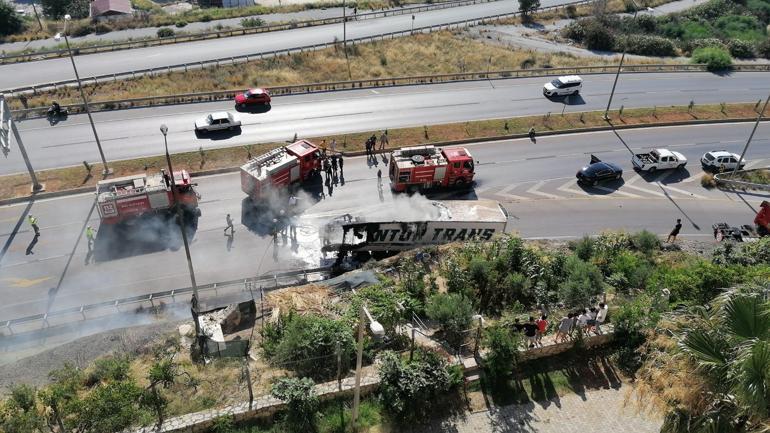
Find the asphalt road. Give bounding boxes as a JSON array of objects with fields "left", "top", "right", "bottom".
[
  {"left": 1, "top": 122, "right": 768, "bottom": 325},
  {"left": 7, "top": 72, "right": 770, "bottom": 175},
  {"left": 0, "top": 0, "right": 562, "bottom": 90}
]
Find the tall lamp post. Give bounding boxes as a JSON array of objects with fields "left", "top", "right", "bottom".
[
  {"left": 55, "top": 14, "right": 111, "bottom": 175},
  {"left": 160, "top": 124, "right": 202, "bottom": 351}
]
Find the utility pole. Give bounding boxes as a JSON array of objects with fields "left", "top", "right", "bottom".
[
  {"left": 351, "top": 305, "right": 366, "bottom": 430},
  {"left": 603, "top": 0, "right": 638, "bottom": 121},
  {"left": 730, "top": 93, "right": 770, "bottom": 179},
  {"left": 31, "top": 2, "right": 43, "bottom": 32},
  {"left": 0, "top": 95, "right": 44, "bottom": 192},
  {"left": 343, "top": 0, "right": 352, "bottom": 80},
  {"left": 160, "top": 124, "right": 201, "bottom": 353},
  {"left": 56, "top": 15, "right": 111, "bottom": 175}
]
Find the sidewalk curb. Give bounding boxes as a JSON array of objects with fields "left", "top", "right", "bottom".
[{"left": 0, "top": 117, "right": 761, "bottom": 207}]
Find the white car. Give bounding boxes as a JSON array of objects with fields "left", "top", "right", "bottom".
[
  {"left": 194, "top": 112, "right": 241, "bottom": 133},
  {"left": 543, "top": 75, "right": 583, "bottom": 97},
  {"left": 632, "top": 148, "right": 687, "bottom": 172},
  {"left": 701, "top": 150, "right": 745, "bottom": 172}
]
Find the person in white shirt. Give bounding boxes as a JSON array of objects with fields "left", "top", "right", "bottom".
[
  {"left": 577, "top": 309, "right": 590, "bottom": 334},
  {"left": 595, "top": 302, "right": 609, "bottom": 334}
]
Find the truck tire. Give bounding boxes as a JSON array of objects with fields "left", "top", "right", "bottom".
[
  {"left": 648, "top": 166, "right": 656, "bottom": 173},
  {"left": 455, "top": 178, "right": 466, "bottom": 188}
]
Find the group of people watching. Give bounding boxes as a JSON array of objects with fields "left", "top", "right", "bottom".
[{"left": 512, "top": 302, "right": 608, "bottom": 349}]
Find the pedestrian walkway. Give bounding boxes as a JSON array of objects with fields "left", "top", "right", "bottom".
[{"left": 415, "top": 387, "right": 662, "bottom": 433}]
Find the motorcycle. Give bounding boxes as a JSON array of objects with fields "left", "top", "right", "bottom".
[{"left": 46, "top": 105, "right": 68, "bottom": 120}]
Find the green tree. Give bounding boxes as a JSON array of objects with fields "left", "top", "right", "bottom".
[
  {"left": 73, "top": 380, "right": 145, "bottom": 433},
  {"left": 347, "top": 284, "right": 406, "bottom": 337},
  {"left": 650, "top": 289, "right": 770, "bottom": 432},
  {"left": 0, "top": 0, "right": 23, "bottom": 37},
  {"left": 39, "top": 364, "right": 83, "bottom": 433},
  {"left": 584, "top": 19, "right": 616, "bottom": 50},
  {"left": 271, "top": 377, "right": 318, "bottom": 432},
  {"left": 40, "top": 0, "right": 90, "bottom": 19},
  {"left": 483, "top": 324, "right": 521, "bottom": 379},
  {"left": 378, "top": 349, "right": 459, "bottom": 420},
  {"left": 518, "top": 0, "right": 541, "bottom": 19},
  {"left": 691, "top": 46, "right": 733, "bottom": 71},
  {"left": 426, "top": 293, "right": 473, "bottom": 349},
  {"left": 559, "top": 256, "right": 604, "bottom": 307},
  {"left": 1, "top": 385, "right": 45, "bottom": 433},
  {"left": 142, "top": 357, "right": 183, "bottom": 428}
]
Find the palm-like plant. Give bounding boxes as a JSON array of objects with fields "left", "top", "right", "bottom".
[{"left": 666, "top": 288, "right": 770, "bottom": 433}]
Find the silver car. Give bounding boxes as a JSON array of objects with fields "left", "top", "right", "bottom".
[{"left": 194, "top": 112, "right": 241, "bottom": 133}]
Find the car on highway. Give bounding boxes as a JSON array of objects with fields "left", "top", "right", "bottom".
[
  {"left": 235, "top": 88, "right": 271, "bottom": 107},
  {"left": 701, "top": 150, "right": 745, "bottom": 172},
  {"left": 543, "top": 75, "right": 583, "bottom": 97},
  {"left": 194, "top": 112, "right": 241, "bottom": 134},
  {"left": 632, "top": 148, "right": 687, "bottom": 172},
  {"left": 576, "top": 155, "right": 623, "bottom": 186}
]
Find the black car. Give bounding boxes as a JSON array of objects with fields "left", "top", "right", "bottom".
[{"left": 576, "top": 155, "right": 623, "bottom": 186}]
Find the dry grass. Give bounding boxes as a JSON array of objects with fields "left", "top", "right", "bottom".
[
  {"left": 1, "top": 102, "right": 760, "bottom": 201},
  {"left": 10, "top": 31, "right": 671, "bottom": 111},
  {"left": 700, "top": 172, "right": 716, "bottom": 188},
  {"left": 733, "top": 168, "right": 770, "bottom": 184}
]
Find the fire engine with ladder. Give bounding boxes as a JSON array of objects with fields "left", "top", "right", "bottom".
[
  {"left": 240, "top": 140, "right": 321, "bottom": 201},
  {"left": 389, "top": 145, "right": 476, "bottom": 192},
  {"left": 96, "top": 170, "right": 200, "bottom": 225}
]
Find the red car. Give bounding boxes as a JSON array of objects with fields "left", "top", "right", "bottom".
[{"left": 235, "top": 88, "right": 271, "bottom": 107}]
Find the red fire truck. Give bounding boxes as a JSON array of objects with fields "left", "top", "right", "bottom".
[
  {"left": 96, "top": 170, "right": 200, "bottom": 225},
  {"left": 240, "top": 140, "right": 322, "bottom": 201},
  {"left": 389, "top": 145, "right": 475, "bottom": 192}
]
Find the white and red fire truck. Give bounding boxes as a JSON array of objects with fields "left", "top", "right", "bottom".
[
  {"left": 389, "top": 145, "right": 475, "bottom": 192},
  {"left": 240, "top": 140, "right": 322, "bottom": 201},
  {"left": 96, "top": 170, "right": 200, "bottom": 225}
]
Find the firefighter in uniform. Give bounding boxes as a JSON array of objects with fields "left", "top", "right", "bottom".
[
  {"left": 28, "top": 215, "right": 40, "bottom": 236},
  {"left": 86, "top": 226, "right": 96, "bottom": 251}
]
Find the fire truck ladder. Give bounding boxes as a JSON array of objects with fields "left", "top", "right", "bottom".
[
  {"left": 254, "top": 146, "right": 287, "bottom": 167},
  {"left": 398, "top": 145, "right": 438, "bottom": 158}
]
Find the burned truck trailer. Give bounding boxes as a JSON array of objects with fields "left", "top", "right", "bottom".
[{"left": 321, "top": 200, "right": 509, "bottom": 261}]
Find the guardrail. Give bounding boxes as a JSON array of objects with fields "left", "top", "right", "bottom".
[
  {"left": 2, "top": 0, "right": 595, "bottom": 96},
  {"left": 0, "top": 266, "right": 330, "bottom": 338},
  {"left": 0, "top": 0, "right": 495, "bottom": 65},
  {"left": 11, "top": 63, "right": 719, "bottom": 118},
  {"left": 714, "top": 168, "right": 770, "bottom": 191}
]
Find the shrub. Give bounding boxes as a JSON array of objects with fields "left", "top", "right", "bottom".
[
  {"left": 347, "top": 285, "right": 405, "bottom": 337},
  {"left": 564, "top": 4, "right": 577, "bottom": 18},
  {"left": 156, "top": 27, "right": 175, "bottom": 38},
  {"left": 570, "top": 235, "right": 595, "bottom": 261},
  {"left": 562, "top": 19, "right": 587, "bottom": 42},
  {"left": 701, "top": 172, "right": 717, "bottom": 187},
  {"left": 90, "top": 355, "right": 131, "bottom": 383},
  {"left": 727, "top": 39, "right": 756, "bottom": 58},
  {"left": 0, "top": 0, "right": 23, "bottom": 36},
  {"left": 608, "top": 250, "right": 652, "bottom": 290},
  {"left": 240, "top": 17, "right": 265, "bottom": 28},
  {"left": 559, "top": 256, "right": 604, "bottom": 307},
  {"left": 680, "top": 37, "right": 726, "bottom": 55},
  {"left": 483, "top": 324, "right": 521, "bottom": 379},
  {"left": 584, "top": 20, "right": 615, "bottom": 50},
  {"left": 426, "top": 293, "right": 473, "bottom": 349},
  {"left": 757, "top": 37, "right": 770, "bottom": 58},
  {"left": 631, "top": 230, "right": 660, "bottom": 256},
  {"left": 271, "top": 377, "right": 318, "bottom": 432},
  {"left": 714, "top": 14, "right": 764, "bottom": 40},
  {"left": 635, "top": 14, "right": 657, "bottom": 32},
  {"left": 265, "top": 313, "right": 355, "bottom": 379},
  {"left": 41, "top": 0, "right": 90, "bottom": 19},
  {"left": 200, "top": 13, "right": 213, "bottom": 22},
  {"left": 648, "top": 257, "right": 738, "bottom": 304},
  {"left": 93, "top": 22, "right": 113, "bottom": 34},
  {"left": 691, "top": 46, "right": 732, "bottom": 71},
  {"left": 378, "top": 349, "right": 460, "bottom": 420},
  {"left": 519, "top": 0, "right": 541, "bottom": 18},
  {"left": 175, "top": 20, "right": 188, "bottom": 28},
  {"left": 616, "top": 34, "right": 677, "bottom": 56},
  {"left": 748, "top": 0, "right": 770, "bottom": 24}
]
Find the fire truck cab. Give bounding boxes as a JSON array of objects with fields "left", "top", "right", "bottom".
[
  {"left": 96, "top": 170, "right": 199, "bottom": 225},
  {"left": 389, "top": 145, "right": 475, "bottom": 192},
  {"left": 241, "top": 140, "right": 321, "bottom": 201}
]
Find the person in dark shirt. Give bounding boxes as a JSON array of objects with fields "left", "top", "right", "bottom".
[
  {"left": 523, "top": 316, "right": 538, "bottom": 349},
  {"left": 512, "top": 318, "right": 525, "bottom": 333},
  {"left": 667, "top": 218, "right": 683, "bottom": 243}
]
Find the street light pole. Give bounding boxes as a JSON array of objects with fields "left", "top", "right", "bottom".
[
  {"left": 160, "top": 124, "right": 201, "bottom": 350},
  {"left": 730, "top": 93, "right": 770, "bottom": 179},
  {"left": 56, "top": 15, "right": 111, "bottom": 175},
  {"left": 603, "top": 0, "right": 638, "bottom": 121}
]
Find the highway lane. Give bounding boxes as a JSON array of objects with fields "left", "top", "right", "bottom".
[
  {"left": 1, "top": 123, "right": 768, "bottom": 324},
  {"left": 6, "top": 72, "right": 770, "bottom": 175},
  {"left": 0, "top": 0, "right": 565, "bottom": 90}
]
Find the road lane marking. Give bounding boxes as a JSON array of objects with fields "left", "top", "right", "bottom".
[
  {"left": 496, "top": 184, "right": 529, "bottom": 201},
  {"left": 1, "top": 277, "right": 52, "bottom": 288},
  {"left": 622, "top": 183, "right": 668, "bottom": 197},
  {"left": 594, "top": 185, "right": 642, "bottom": 198},
  {"left": 657, "top": 183, "right": 707, "bottom": 199},
  {"left": 526, "top": 181, "right": 560, "bottom": 199},
  {"left": 556, "top": 179, "right": 591, "bottom": 197}
]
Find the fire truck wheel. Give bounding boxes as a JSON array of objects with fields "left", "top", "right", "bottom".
[{"left": 455, "top": 178, "right": 466, "bottom": 188}]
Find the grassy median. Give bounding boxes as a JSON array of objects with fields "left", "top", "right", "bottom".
[
  {"left": 6, "top": 31, "right": 677, "bottom": 111},
  {"left": 1, "top": 102, "right": 761, "bottom": 200}
]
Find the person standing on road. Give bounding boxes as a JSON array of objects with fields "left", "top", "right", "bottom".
[
  {"left": 28, "top": 214, "right": 40, "bottom": 236},
  {"left": 338, "top": 154, "right": 344, "bottom": 173},
  {"left": 224, "top": 213, "right": 234, "bottom": 235},
  {"left": 331, "top": 155, "right": 338, "bottom": 173},
  {"left": 331, "top": 139, "right": 337, "bottom": 154},
  {"left": 86, "top": 225, "right": 96, "bottom": 251},
  {"left": 379, "top": 130, "right": 389, "bottom": 150},
  {"left": 667, "top": 218, "right": 682, "bottom": 243},
  {"left": 528, "top": 127, "right": 536, "bottom": 141}
]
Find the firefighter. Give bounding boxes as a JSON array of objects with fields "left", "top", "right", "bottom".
[
  {"left": 161, "top": 169, "right": 171, "bottom": 188},
  {"left": 379, "top": 130, "right": 389, "bottom": 150},
  {"left": 271, "top": 218, "right": 279, "bottom": 244},
  {"left": 377, "top": 168, "right": 382, "bottom": 184},
  {"left": 224, "top": 213, "right": 234, "bottom": 235},
  {"left": 331, "top": 155, "right": 338, "bottom": 173},
  {"left": 28, "top": 214, "right": 40, "bottom": 236},
  {"left": 85, "top": 225, "right": 96, "bottom": 251},
  {"left": 528, "top": 127, "right": 536, "bottom": 141},
  {"left": 338, "top": 155, "right": 344, "bottom": 173}
]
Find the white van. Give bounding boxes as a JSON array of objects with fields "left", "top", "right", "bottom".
[{"left": 542, "top": 75, "right": 583, "bottom": 97}]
